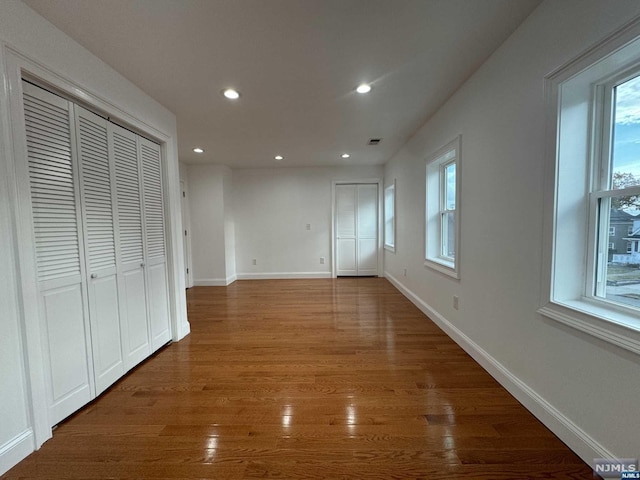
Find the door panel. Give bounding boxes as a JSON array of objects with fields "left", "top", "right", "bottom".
[
  {"left": 141, "top": 139, "right": 171, "bottom": 351},
  {"left": 42, "top": 283, "right": 92, "bottom": 424},
  {"left": 88, "top": 275, "right": 123, "bottom": 393},
  {"left": 23, "top": 82, "right": 94, "bottom": 426},
  {"left": 148, "top": 260, "right": 171, "bottom": 351},
  {"left": 337, "top": 238, "right": 357, "bottom": 275},
  {"left": 358, "top": 238, "right": 378, "bottom": 275},
  {"left": 76, "top": 106, "right": 124, "bottom": 394},
  {"left": 111, "top": 123, "right": 150, "bottom": 369},
  {"left": 121, "top": 267, "right": 150, "bottom": 366}
]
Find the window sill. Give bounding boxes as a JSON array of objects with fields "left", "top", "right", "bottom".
[
  {"left": 424, "top": 258, "right": 459, "bottom": 279},
  {"left": 538, "top": 299, "right": 640, "bottom": 355},
  {"left": 384, "top": 244, "right": 396, "bottom": 253}
]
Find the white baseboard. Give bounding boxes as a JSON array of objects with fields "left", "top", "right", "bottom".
[
  {"left": 193, "top": 278, "right": 233, "bottom": 286},
  {"left": 236, "top": 272, "right": 332, "bottom": 280},
  {"left": 0, "top": 429, "right": 34, "bottom": 476},
  {"left": 384, "top": 271, "right": 612, "bottom": 467}
]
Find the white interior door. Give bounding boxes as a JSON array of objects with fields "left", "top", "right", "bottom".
[
  {"left": 357, "top": 184, "right": 378, "bottom": 275},
  {"left": 111, "top": 123, "right": 151, "bottom": 369},
  {"left": 336, "top": 185, "right": 357, "bottom": 276},
  {"left": 23, "top": 81, "right": 94, "bottom": 425},
  {"left": 76, "top": 106, "right": 124, "bottom": 395},
  {"left": 335, "top": 183, "right": 379, "bottom": 276},
  {"left": 140, "top": 138, "right": 172, "bottom": 351}
]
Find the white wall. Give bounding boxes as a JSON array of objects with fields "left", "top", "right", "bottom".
[
  {"left": 187, "top": 164, "right": 236, "bottom": 285},
  {"left": 222, "top": 167, "right": 237, "bottom": 281},
  {"left": 0, "top": 1, "right": 188, "bottom": 474},
  {"left": 233, "top": 166, "right": 382, "bottom": 278},
  {"left": 384, "top": 0, "right": 640, "bottom": 463}
]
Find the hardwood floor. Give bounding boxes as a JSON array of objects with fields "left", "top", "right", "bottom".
[{"left": 3, "top": 278, "right": 596, "bottom": 479}]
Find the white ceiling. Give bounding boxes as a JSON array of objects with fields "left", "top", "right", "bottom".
[{"left": 23, "top": 0, "right": 541, "bottom": 168}]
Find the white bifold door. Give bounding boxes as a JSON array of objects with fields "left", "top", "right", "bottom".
[
  {"left": 22, "top": 81, "right": 171, "bottom": 426},
  {"left": 335, "top": 183, "right": 379, "bottom": 276}
]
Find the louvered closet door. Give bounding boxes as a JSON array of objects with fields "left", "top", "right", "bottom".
[
  {"left": 22, "top": 81, "right": 94, "bottom": 425},
  {"left": 140, "top": 138, "right": 171, "bottom": 351},
  {"left": 335, "top": 183, "right": 378, "bottom": 276},
  {"left": 75, "top": 106, "right": 125, "bottom": 395},
  {"left": 356, "top": 184, "right": 378, "bottom": 276},
  {"left": 111, "top": 123, "right": 151, "bottom": 369},
  {"left": 336, "top": 185, "right": 357, "bottom": 276}
]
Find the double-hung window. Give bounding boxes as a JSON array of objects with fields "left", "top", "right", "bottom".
[
  {"left": 384, "top": 181, "right": 396, "bottom": 252},
  {"left": 425, "top": 136, "right": 461, "bottom": 278},
  {"left": 541, "top": 23, "right": 640, "bottom": 355}
]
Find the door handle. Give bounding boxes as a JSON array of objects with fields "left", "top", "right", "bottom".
[
  {"left": 140, "top": 262, "right": 146, "bottom": 268},
  {"left": 90, "top": 273, "right": 98, "bottom": 279}
]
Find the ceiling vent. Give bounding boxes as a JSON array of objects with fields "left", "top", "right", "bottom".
[{"left": 368, "top": 138, "right": 382, "bottom": 145}]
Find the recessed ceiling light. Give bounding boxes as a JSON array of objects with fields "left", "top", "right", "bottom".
[
  {"left": 223, "top": 89, "right": 240, "bottom": 100},
  {"left": 274, "top": 155, "right": 284, "bottom": 161},
  {"left": 193, "top": 147, "right": 204, "bottom": 153},
  {"left": 341, "top": 153, "right": 350, "bottom": 159},
  {"left": 356, "top": 84, "right": 372, "bottom": 94}
]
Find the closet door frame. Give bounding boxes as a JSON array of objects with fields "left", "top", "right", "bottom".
[
  {"left": 331, "top": 179, "right": 383, "bottom": 278},
  {"left": 3, "top": 50, "right": 188, "bottom": 450}
]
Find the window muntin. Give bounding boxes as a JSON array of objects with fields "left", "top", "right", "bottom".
[{"left": 425, "top": 136, "right": 460, "bottom": 278}]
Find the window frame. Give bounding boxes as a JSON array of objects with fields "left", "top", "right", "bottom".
[
  {"left": 425, "top": 135, "right": 461, "bottom": 279},
  {"left": 384, "top": 180, "right": 396, "bottom": 253},
  {"left": 540, "top": 20, "right": 640, "bottom": 356}
]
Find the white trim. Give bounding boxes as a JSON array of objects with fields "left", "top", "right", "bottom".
[
  {"left": 237, "top": 272, "right": 332, "bottom": 280},
  {"left": 0, "top": 429, "right": 34, "bottom": 477},
  {"left": 384, "top": 271, "right": 617, "bottom": 466},
  {"left": 538, "top": 301, "right": 640, "bottom": 356},
  {"left": 193, "top": 275, "right": 237, "bottom": 286}
]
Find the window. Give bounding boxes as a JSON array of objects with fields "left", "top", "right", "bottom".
[
  {"left": 425, "top": 135, "right": 461, "bottom": 278},
  {"left": 609, "top": 242, "right": 615, "bottom": 250},
  {"left": 384, "top": 181, "right": 396, "bottom": 252},
  {"left": 540, "top": 22, "right": 640, "bottom": 355}
]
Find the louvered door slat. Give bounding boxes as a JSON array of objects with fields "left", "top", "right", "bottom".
[
  {"left": 113, "top": 128, "right": 144, "bottom": 265},
  {"left": 23, "top": 85, "right": 81, "bottom": 283},
  {"left": 77, "top": 112, "right": 116, "bottom": 273},
  {"left": 141, "top": 141, "right": 165, "bottom": 260}
]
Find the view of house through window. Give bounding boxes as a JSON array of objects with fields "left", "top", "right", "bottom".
[{"left": 599, "top": 73, "right": 640, "bottom": 309}]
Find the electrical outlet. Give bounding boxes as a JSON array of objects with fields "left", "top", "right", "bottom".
[
  {"left": 320, "top": 257, "right": 325, "bottom": 264},
  {"left": 252, "top": 259, "right": 257, "bottom": 265},
  {"left": 403, "top": 268, "right": 407, "bottom": 277},
  {"left": 453, "top": 295, "right": 459, "bottom": 310},
  {"left": 306, "top": 223, "right": 311, "bottom": 230}
]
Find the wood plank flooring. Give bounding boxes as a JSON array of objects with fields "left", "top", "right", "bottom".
[{"left": 3, "top": 278, "right": 596, "bottom": 479}]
